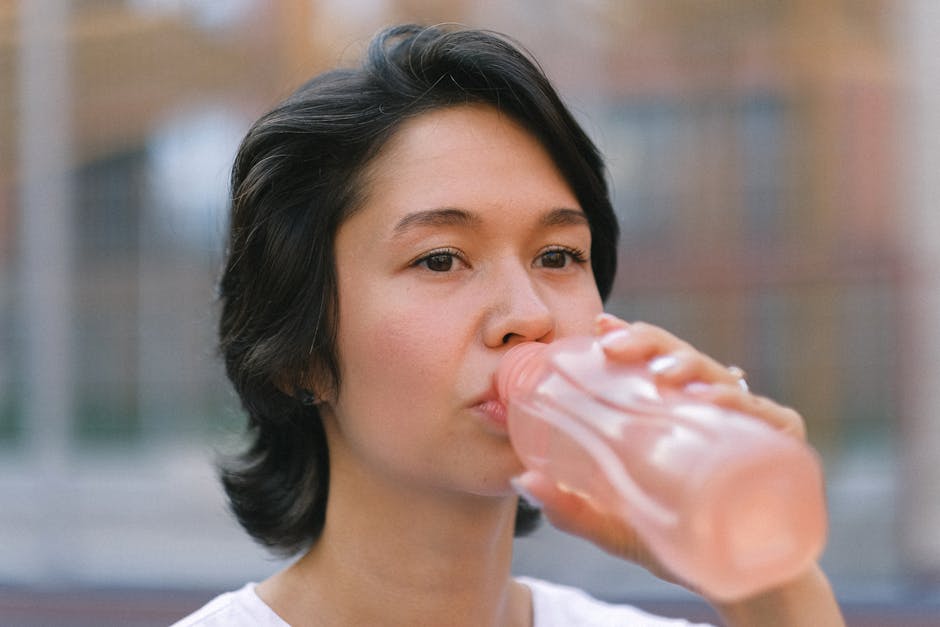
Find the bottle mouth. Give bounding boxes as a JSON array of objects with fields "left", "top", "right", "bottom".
[{"left": 496, "top": 342, "right": 547, "bottom": 402}]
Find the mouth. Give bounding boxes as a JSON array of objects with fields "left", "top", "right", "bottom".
[
  {"left": 470, "top": 379, "right": 509, "bottom": 427},
  {"left": 473, "top": 398, "right": 508, "bottom": 426}
]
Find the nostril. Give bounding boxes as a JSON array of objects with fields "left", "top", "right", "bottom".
[{"left": 502, "top": 333, "right": 514, "bottom": 345}]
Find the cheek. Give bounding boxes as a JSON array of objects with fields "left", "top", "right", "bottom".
[
  {"left": 552, "top": 284, "right": 604, "bottom": 336},
  {"left": 336, "top": 291, "right": 462, "bottom": 416},
  {"left": 329, "top": 293, "right": 471, "bottom": 475}
]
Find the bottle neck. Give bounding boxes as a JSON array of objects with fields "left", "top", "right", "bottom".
[{"left": 496, "top": 342, "right": 547, "bottom": 402}]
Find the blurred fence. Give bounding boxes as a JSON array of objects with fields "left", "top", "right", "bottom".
[{"left": 1, "top": 0, "right": 939, "bottom": 621}]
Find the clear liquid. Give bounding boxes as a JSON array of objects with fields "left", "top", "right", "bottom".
[{"left": 501, "top": 336, "right": 827, "bottom": 601}]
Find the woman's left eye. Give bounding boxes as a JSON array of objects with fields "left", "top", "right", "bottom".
[
  {"left": 537, "top": 247, "right": 587, "bottom": 269},
  {"left": 424, "top": 253, "right": 455, "bottom": 272}
]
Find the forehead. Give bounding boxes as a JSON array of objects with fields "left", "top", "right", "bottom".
[
  {"left": 353, "top": 104, "right": 581, "bottom": 229},
  {"left": 374, "top": 104, "right": 541, "bottom": 161}
]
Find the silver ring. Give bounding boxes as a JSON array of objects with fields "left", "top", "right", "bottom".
[{"left": 728, "top": 365, "right": 749, "bottom": 392}]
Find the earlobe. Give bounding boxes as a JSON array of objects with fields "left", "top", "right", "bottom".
[
  {"left": 296, "top": 388, "right": 319, "bottom": 406},
  {"left": 273, "top": 365, "right": 333, "bottom": 407}
]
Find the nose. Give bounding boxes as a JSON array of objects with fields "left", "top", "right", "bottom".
[{"left": 482, "top": 264, "right": 555, "bottom": 348}]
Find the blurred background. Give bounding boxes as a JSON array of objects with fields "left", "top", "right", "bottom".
[{"left": 1, "top": 1, "right": 939, "bottom": 625}]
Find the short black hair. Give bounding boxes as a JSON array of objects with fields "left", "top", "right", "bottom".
[{"left": 218, "top": 24, "right": 619, "bottom": 556}]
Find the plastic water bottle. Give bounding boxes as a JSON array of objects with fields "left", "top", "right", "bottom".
[{"left": 497, "top": 335, "right": 827, "bottom": 601}]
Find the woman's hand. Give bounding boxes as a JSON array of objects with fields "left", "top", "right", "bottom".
[
  {"left": 511, "top": 313, "right": 844, "bottom": 625},
  {"left": 593, "top": 313, "right": 806, "bottom": 439},
  {"left": 513, "top": 314, "right": 807, "bottom": 573}
]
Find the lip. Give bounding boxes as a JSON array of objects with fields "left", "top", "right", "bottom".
[
  {"left": 473, "top": 398, "right": 508, "bottom": 426},
  {"left": 469, "top": 379, "right": 509, "bottom": 427}
]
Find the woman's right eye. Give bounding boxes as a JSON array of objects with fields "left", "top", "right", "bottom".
[{"left": 413, "top": 249, "right": 462, "bottom": 272}]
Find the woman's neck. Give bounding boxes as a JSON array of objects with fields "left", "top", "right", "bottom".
[{"left": 257, "top": 461, "right": 531, "bottom": 627}]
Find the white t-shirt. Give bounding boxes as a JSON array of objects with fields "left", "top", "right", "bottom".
[{"left": 171, "top": 577, "right": 714, "bottom": 626}]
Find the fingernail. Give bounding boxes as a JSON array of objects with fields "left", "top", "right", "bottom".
[
  {"left": 684, "top": 382, "right": 713, "bottom": 396},
  {"left": 598, "top": 328, "right": 632, "bottom": 350},
  {"left": 593, "top": 313, "right": 622, "bottom": 335},
  {"left": 509, "top": 475, "right": 543, "bottom": 509},
  {"left": 649, "top": 354, "right": 679, "bottom": 374}
]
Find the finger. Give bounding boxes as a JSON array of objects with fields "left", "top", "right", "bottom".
[
  {"left": 685, "top": 382, "right": 807, "bottom": 440},
  {"left": 598, "top": 322, "right": 745, "bottom": 390},
  {"left": 593, "top": 312, "right": 630, "bottom": 336},
  {"left": 511, "top": 471, "right": 681, "bottom": 586},
  {"left": 511, "top": 471, "right": 643, "bottom": 561},
  {"left": 599, "top": 321, "right": 690, "bottom": 363},
  {"left": 648, "top": 348, "right": 746, "bottom": 389}
]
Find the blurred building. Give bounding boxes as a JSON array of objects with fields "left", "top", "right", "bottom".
[{"left": 0, "top": 0, "right": 936, "bottom": 608}]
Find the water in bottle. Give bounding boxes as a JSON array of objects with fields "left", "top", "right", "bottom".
[{"left": 497, "top": 335, "right": 827, "bottom": 601}]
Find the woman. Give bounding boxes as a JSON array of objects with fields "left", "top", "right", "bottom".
[{"left": 175, "top": 24, "right": 844, "bottom": 626}]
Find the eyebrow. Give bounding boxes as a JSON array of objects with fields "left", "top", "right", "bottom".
[
  {"left": 392, "top": 206, "right": 588, "bottom": 236},
  {"left": 392, "top": 208, "right": 481, "bottom": 236},
  {"left": 540, "top": 207, "right": 590, "bottom": 228}
]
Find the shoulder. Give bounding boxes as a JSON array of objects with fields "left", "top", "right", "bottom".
[
  {"left": 171, "top": 583, "right": 288, "bottom": 627},
  {"left": 519, "top": 577, "right": 714, "bottom": 627}
]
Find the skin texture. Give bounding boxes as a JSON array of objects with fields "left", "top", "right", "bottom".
[
  {"left": 256, "top": 105, "right": 845, "bottom": 626},
  {"left": 326, "top": 104, "right": 604, "bottom": 501}
]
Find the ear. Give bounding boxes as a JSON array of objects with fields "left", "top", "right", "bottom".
[
  {"left": 274, "top": 361, "right": 335, "bottom": 406},
  {"left": 296, "top": 388, "right": 319, "bottom": 406}
]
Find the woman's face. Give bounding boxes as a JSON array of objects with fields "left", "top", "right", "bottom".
[{"left": 324, "top": 104, "right": 604, "bottom": 498}]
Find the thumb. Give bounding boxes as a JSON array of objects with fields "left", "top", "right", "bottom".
[
  {"left": 510, "top": 470, "right": 642, "bottom": 560},
  {"left": 510, "top": 470, "right": 677, "bottom": 585}
]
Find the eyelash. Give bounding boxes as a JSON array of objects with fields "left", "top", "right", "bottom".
[
  {"left": 412, "top": 247, "right": 465, "bottom": 272},
  {"left": 411, "top": 246, "right": 589, "bottom": 272},
  {"left": 541, "top": 245, "right": 589, "bottom": 267}
]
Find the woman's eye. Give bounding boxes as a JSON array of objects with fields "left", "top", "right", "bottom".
[
  {"left": 540, "top": 250, "right": 568, "bottom": 268},
  {"left": 414, "top": 250, "right": 461, "bottom": 272},
  {"left": 425, "top": 253, "right": 454, "bottom": 272},
  {"left": 538, "top": 247, "right": 587, "bottom": 269}
]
